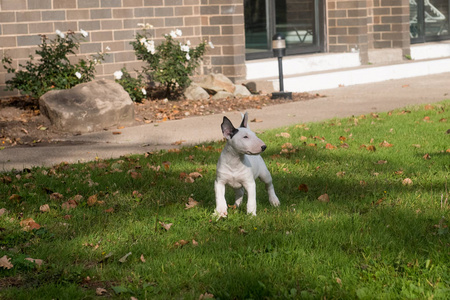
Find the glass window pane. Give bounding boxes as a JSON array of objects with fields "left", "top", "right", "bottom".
[
  {"left": 410, "top": 0, "right": 421, "bottom": 38},
  {"left": 425, "top": 0, "right": 449, "bottom": 36},
  {"left": 244, "top": 0, "right": 270, "bottom": 54},
  {"left": 275, "top": 0, "right": 316, "bottom": 49}
]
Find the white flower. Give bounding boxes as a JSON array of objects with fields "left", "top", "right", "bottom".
[
  {"left": 169, "top": 30, "right": 177, "bottom": 38},
  {"left": 137, "top": 23, "right": 145, "bottom": 27},
  {"left": 75, "top": 72, "right": 81, "bottom": 79},
  {"left": 80, "top": 29, "right": 88, "bottom": 37},
  {"left": 145, "top": 40, "right": 155, "bottom": 54},
  {"left": 186, "top": 40, "right": 191, "bottom": 46},
  {"left": 180, "top": 44, "right": 190, "bottom": 52},
  {"left": 139, "top": 37, "right": 147, "bottom": 45},
  {"left": 208, "top": 41, "right": 215, "bottom": 49},
  {"left": 186, "top": 53, "right": 191, "bottom": 61},
  {"left": 138, "top": 23, "right": 153, "bottom": 29},
  {"left": 113, "top": 70, "right": 123, "bottom": 80},
  {"left": 141, "top": 88, "right": 147, "bottom": 95},
  {"left": 175, "top": 29, "right": 182, "bottom": 37},
  {"left": 105, "top": 46, "right": 111, "bottom": 51},
  {"left": 55, "top": 30, "right": 65, "bottom": 39}
]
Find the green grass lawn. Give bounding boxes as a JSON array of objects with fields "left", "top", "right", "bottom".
[{"left": 1, "top": 101, "right": 449, "bottom": 299}]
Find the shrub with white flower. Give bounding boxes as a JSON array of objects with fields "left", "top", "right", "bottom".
[
  {"left": 114, "top": 68, "right": 147, "bottom": 103},
  {"left": 2, "top": 29, "right": 106, "bottom": 98},
  {"left": 130, "top": 26, "right": 209, "bottom": 99}
]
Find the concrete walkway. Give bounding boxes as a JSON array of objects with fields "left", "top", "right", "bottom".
[{"left": 1, "top": 72, "right": 449, "bottom": 172}]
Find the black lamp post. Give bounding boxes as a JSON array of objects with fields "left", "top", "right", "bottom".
[{"left": 271, "top": 33, "right": 292, "bottom": 100}]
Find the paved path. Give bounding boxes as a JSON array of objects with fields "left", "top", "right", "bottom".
[{"left": 1, "top": 72, "right": 449, "bottom": 172}]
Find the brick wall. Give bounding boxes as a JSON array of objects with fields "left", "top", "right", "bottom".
[
  {"left": 0, "top": 0, "right": 245, "bottom": 98},
  {"left": 327, "top": 0, "right": 410, "bottom": 63}
]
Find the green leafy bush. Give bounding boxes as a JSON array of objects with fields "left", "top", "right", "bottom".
[
  {"left": 114, "top": 68, "right": 147, "bottom": 103},
  {"left": 1, "top": 29, "right": 105, "bottom": 99},
  {"left": 130, "top": 24, "right": 210, "bottom": 99}
]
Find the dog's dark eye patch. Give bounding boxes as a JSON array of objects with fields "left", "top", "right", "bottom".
[
  {"left": 243, "top": 136, "right": 248, "bottom": 139},
  {"left": 230, "top": 128, "right": 239, "bottom": 139}
]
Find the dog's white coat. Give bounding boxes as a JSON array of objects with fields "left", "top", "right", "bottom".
[{"left": 215, "top": 113, "right": 280, "bottom": 216}]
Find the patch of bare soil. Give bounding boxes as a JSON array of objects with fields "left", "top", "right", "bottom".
[{"left": 0, "top": 92, "right": 318, "bottom": 148}]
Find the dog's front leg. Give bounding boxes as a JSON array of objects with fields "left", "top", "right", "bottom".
[
  {"left": 214, "top": 180, "right": 228, "bottom": 217},
  {"left": 234, "top": 187, "right": 244, "bottom": 207},
  {"left": 244, "top": 181, "right": 257, "bottom": 216}
]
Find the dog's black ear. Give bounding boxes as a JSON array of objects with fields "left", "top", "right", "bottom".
[
  {"left": 239, "top": 112, "right": 249, "bottom": 128},
  {"left": 221, "top": 117, "right": 238, "bottom": 139}
]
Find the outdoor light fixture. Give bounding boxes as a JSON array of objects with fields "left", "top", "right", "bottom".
[{"left": 271, "top": 33, "right": 292, "bottom": 100}]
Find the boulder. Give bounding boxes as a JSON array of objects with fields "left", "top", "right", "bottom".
[
  {"left": 195, "top": 73, "right": 236, "bottom": 94},
  {"left": 39, "top": 79, "right": 135, "bottom": 133},
  {"left": 184, "top": 83, "right": 210, "bottom": 100},
  {"left": 233, "top": 84, "right": 252, "bottom": 97},
  {"left": 212, "top": 91, "right": 234, "bottom": 100}
]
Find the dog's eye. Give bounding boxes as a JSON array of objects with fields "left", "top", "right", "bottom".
[{"left": 243, "top": 136, "right": 249, "bottom": 139}]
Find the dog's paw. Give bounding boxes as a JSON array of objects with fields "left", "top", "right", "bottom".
[
  {"left": 212, "top": 209, "right": 227, "bottom": 220},
  {"left": 269, "top": 196, "right": 280, "bottom": 207}
]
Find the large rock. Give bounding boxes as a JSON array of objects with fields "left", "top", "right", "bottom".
[
  {"left": 194, "top": 73, "right": 236, "bottom": 94},
  {"left": 39, "top": 79, "right": 135, "bottom": 133},
  {"left": 184, "top": 83, "right": 210, "bottom": 100}
]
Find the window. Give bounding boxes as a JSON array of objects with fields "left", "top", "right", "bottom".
[
  {"left": 410, "top": 0, "right": 450, "bottom": 43},
  {"left": 244, "top": 0, "right": 324, "bottom": 59}
]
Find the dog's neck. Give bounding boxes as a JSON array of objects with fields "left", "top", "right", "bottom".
[{"left": 222, "top": 142, "right": 246, "bottom": 165}]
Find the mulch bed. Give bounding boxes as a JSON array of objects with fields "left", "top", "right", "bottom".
[{"left": 0, "top": 92, "right": 319, "bottom": 148}]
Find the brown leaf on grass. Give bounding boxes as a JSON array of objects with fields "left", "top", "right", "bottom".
[
  {"left": 192, "top": 239, "right": 199, "bottom": 246},
  {"left": 185, "top": 176, "right": 195, "bottom": 183},
  {"left": 172, "top": 140, "right": 186, "bottom": 145},
  {"left": 0, "top": 255, "right": 13, "bottom": 269},
  {"left": 96, "top": 288, "right": 107, "bottom": 295},
  {"left": 0, "top": 208, "right": 7, "bottom": 216},
  {"left": 162, "top": 161, "right": 171, "bottom": 170},
  {"left": 423, "top": 153, "right": 431, "bottom": 160},
  {"left": 40, "top": 204, "right": 50, "bottom": 212},
  {"left": 174, "top": 240, "right": 189, "bottom": 248},
  {"left": 395, "top": 170, "right": 404, "bottom": 175},
  {"left": 307, "top": 143, "right": 317, "bottom": 147},
  {"left": 20, "top": 218, "right": 41, "bottom": 231},
  {"left": 61, "top": 199, "right": 78, "bottom": 210},
  {"left": 376, "top": 160, "right": 387, "bottom": 165},
  {"left": 281, "top": 142, "right": 293, "bottom": 149},
  {"left": 129, "top": 171, "right": 142, "bottom": 179},
  {"left": 87, "top": 195, "right": 97, "bottom": 206},
  {"left": 132, "top": 190, "right": 143, "bottom": 198},
  {"left": 325, "top": 143, "right": 336, "bottom": 149},
  {"left": 298, "top": 184, "right": 308, "bottom": 192},
  {"left": 104, "top": 207, "right": 114, "bottom": 213},
  {"left": 9, "top": 194, "right": 21, "bottom": 202},
  {"left": 112, "top": 131, "right": 121, "bottom": 135},
  {"left": 277, "top": 132, "right": 291, "bottom": 138},
  {"left": 424, "top": 104, "right": 435, "bottom": 110},
  {"left": 140, "top": 254, "right": 146, "bottom": 263},
  {"left": 339, "top": 136, "right": 347, "bottom": 141},
  {"left": 159, "top": 221, "right": 173, "bottom": 231},
  {"left": 300, "top": 136, "right": 308, "bottom": 141},
  {"left": 318, "top": 193, "right": 330, "bottom": 203},
  {"left": 50, "top": 192, "right": 64, "bottom": 201},
  {"left": 25, "top": 257, "right": 44, "bottom": 266},
  {"left": 199, "top": 292, "right": 215, "bottom": 299},
  {"left": 70, "top": 195, "right": 83, "bottom": 202},
  {"left": 402, "top": 178, "right": 413, "bottom": 186},
  {"left": 379, "top": 140, "right": 393, "bottom": 147},
  {"left": 118, "top": 252, "right": 132, "bottom": 263},
  {"left": 336, "top": 171, "right": 346, "bottom": 177},
  {"left": 1, "top": 176, "right": 12, "bottom": 184},
  {"left": 189, "top": 172, "right": 203, "bottom": 179},
  {"left": 439, "top": 118, "right": 447, "bottom": 123},
  {"left": 63, "top": 215, "right": 72, "bottom": 219},
  {"left": 423, "top": 116, "right": 431, "bottom": 122},
  {"left": 185, "top": 197, "right": 199, "bottom": 209}
]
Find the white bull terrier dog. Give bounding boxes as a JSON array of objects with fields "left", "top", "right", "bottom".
[{"left": 214, "top": 112, "right": 280, "bottom": 217}]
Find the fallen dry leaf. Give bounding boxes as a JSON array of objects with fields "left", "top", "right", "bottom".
[
  {"left": 96, "top": 287, "right": 107, "bottom": 295},
  {"left": 25, "top": 257, "right": 44, "bottom": 266},
  {"left": 189, "top": 172, "right": 203, "bottom": 179},
  {"left": 174, "top": 239, "right": 189, "bottom": 248},
  {"left": 39, "top": 204, "right": 50, "bottom": 212},
  {"left": 251, "top": 118, "right": 262, "bottom": 123},
  {"left": 87, "top": 194, "right": 97, "bottom": 206},
  {"left": 326, "top": 143, "right": 337, "bottom": 149},
  {"left": 9, "top": 194, "right": 21, "bottom": 202},
  {"left": 50, "top": 192, "right": 64, "bottom": 201},
  {"left": 112, "top": 131, "right": 122, "bottom": 135},
  {"left": 298, "top": 184, "right": 308, "bottom": 192},
  {"left": 140, "top": 254, "right": 146, "bottom": 263},
  {"left": 159, "top": 221, "right": 173, "bottom": 231},
  {"left": 379, "top": 140, "right": 393, "bottom": 147},
  {"left": 423, "top": 153, "right": 431, "bottom": 160},
  {"left": 0, "top": 255, "right": 13, "bottom": 269},
  {"left": 192, "top": 239, "right": 199, "bottom": 246},
  {"left": 278, "top": 132, "right": 291, "bottom": 138},
  {"left": 0, "top": 208, "right": 8, "bottom": 216},
  {"left": 199, "top": 292, "right": 214, "bottom": 299},
  {"left": 61, "top": 199, "right": 78, "bottom": 210},
  {"left": 20, "top": 218, "right": 41, "bottom": 231},
  {"left": 104, "top": 207, "right": 114, "bottom": 213},
  {"left": 185, "top": 197, "right": 199, "bottom": 209},
  {"left": 318, "top": 193, "right": 330, "bottom": 203},
  {"left": 119, "top": 252, "right": 132, "bottom": 263},
  {"left": 402, "top": 178, "right": 413, "bottom": 186},
  {"left": 336, "top": 171, "right": 346, "bottom": 177},
  {"left": 172, "top": 140, "right": 186, "bottom": 145}
]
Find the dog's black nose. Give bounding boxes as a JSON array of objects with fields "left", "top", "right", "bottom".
[{"left": 261, "top": 145, "right": 267, "bottom": 152}]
